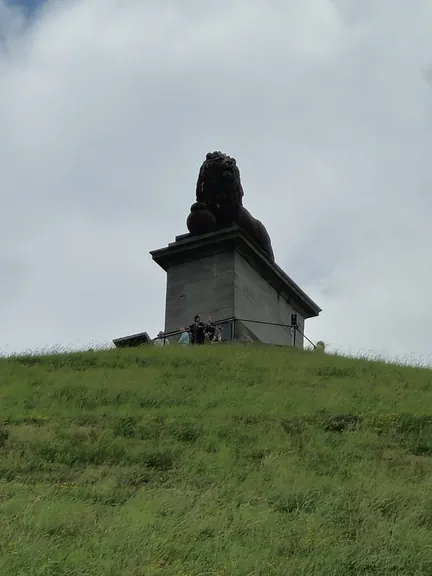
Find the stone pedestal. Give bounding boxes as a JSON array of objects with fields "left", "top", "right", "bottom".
[{"left": 150, "top": 226, "right": 321, "bottom": 347}]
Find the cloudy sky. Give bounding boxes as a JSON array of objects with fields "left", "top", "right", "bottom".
[{"left": 1, "top": 0, "right": 432, "bottom": 362}]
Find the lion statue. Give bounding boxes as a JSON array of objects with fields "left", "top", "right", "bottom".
[{"left": 186, "top": 151, "right": 274, "bottom": 261}]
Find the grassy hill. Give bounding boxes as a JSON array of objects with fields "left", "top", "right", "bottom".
[{"left": 1, "top": 344, "right": 432, "bottom": 575}]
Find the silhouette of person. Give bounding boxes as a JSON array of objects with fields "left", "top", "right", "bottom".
[{"left": 190, "top": 315, "right": 205, "bottom": 345}]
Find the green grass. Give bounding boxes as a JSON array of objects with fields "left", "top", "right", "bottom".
[{"left": 1, "top": 344, "right": 432, "bottom": 575}]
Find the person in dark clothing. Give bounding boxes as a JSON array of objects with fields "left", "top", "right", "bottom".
[
  {"left": 205, "top": 316, "right": 216, "bottom": 342},
  {"left": 189, "top": 315, "right": 206, "bottom": 345}
]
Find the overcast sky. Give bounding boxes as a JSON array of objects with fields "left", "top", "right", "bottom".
[{"left": 1, "top": 0, "right": 432, "bottom": 362}]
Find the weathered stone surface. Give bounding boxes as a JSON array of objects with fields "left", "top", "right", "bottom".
[{"left": 150, "top": 227, "right": 321, "bottom": 347}]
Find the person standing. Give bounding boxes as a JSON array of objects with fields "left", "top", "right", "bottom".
[
  {"left": 154, "top": 331, "right": 169, "bottom": 346},
  {"left": 205, "top": 316, "right": 216, "bottom": 342},
  {"left": 212, "top": 324, "right": 222, "bottom": 343},
  {"left": 189, "top": 315, "right": 205, "bottom": 345},
  {"left": 178, "top": 327, "right": 190, "bottom": 345}
]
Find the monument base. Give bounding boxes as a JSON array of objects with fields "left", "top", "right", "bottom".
[{"left": 150, "top": 226, "right": 321, "bottom": 347}]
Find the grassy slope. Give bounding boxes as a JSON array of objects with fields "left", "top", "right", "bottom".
[{"left": 1, "top": 345, "right": 432, "bottom": 576}]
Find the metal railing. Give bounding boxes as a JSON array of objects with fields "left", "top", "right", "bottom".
[
  {"left": 153, "top": 317, "right": 235, "bottom": 345},
  {"left": 149, "top": 316, "right": 318, "bottom": 349}
]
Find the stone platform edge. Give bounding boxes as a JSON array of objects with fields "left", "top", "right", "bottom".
[{"left": 150, "top": 226, "right": 321, "bottom": 320}]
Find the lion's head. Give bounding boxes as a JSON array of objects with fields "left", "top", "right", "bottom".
[
  {"left": 195, "top": 151, "right": 244, "bottom": 225},
  {"left": 187, "top": 150, "right": 274, "bottom": 260}
]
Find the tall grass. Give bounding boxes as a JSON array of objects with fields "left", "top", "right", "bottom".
[{"left": 1, "top": 344, "right": 432, "bottom": 575}]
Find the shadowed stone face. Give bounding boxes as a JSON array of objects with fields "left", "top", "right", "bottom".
[
  {"left": 196, "top": 151, "right": 243, "bottom": 214},
  {"left": 186, "top": 151, "right": 274, "bottom": 261}
]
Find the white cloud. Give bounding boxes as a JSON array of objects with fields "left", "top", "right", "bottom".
[{"left": 1, "top": 0, "right": 432, "bottom": 362}]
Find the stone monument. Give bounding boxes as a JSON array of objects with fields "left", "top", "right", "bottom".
[{"left": 150, "top": 151, "right": 321, "bottom": 346}]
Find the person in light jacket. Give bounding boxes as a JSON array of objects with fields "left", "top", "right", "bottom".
[
  {"left": 154, "top": 331, "right": 169, "bottom": 346},
  {"left": 178, "top": 327, "right": 190, "bottom": 345}
]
